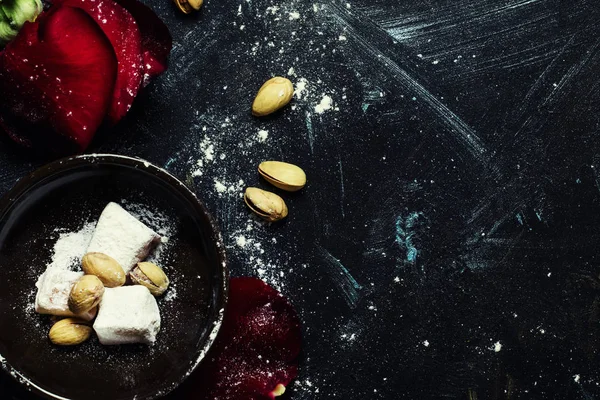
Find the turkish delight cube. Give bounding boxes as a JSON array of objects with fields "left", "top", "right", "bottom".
[
  {"left": 93, "top": 286, "right": 161, "bottom": 345},
  {"left": 35, "top": 267, "right": 97, "bottom": 321},
  {"left": 86, "top": 202, "right": 161, "bottom": 274}
]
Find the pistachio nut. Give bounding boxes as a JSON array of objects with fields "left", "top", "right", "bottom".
[
  {"left": 244, "top": 187, "right": 288, "bottom": 222},
  {"left": 258, "top": 161, "right": 306, "bottom": 192},
  {"left": 130, "top": 262, "right": 170, "bottom": 296},
  {"left": 173, "top": 0, "right": 193, "bottom": 14},
  {"left": 68, "top": 275, "right": 104, "bottom": 314},
  {"left": 49, "top": 318, "right": 92, "bottom": 346},
  {"left": 252, "top": 77, "right": 294, "bottom": 117},
  {"left": 81, "top": 252, "right": 126, "bottom": 288},
  {"left": 188, "top": 0, "right": 203, "bottom": 10}
]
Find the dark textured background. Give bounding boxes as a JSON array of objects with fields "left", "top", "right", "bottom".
[{"left": 3, "top": 0, "right": 600, "bottom": 398}]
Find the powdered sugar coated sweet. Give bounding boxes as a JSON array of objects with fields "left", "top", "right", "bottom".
[{"left": 87, "top": 202, "right": 161, "bottom": 274}]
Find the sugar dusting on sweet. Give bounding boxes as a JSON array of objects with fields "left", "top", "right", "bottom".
[
  {"left": 48, "top": 223, "right": 96, "bottom": 271},
  {"left": 27, "top": 202, "right": 177, "bottom": 332},
  {"left": 44, "top": 203, "right": 175, "bottom": 275}
]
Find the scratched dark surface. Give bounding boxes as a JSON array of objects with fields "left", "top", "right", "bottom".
[{"left": 3, "top": 0, "right": 600, "bottom": 398}]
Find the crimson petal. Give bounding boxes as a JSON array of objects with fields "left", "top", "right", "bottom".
[
  {"left": 115, "top": 0, "right": 172, "bottom": 86},
  {"left": 232, "top": 281, "right": 302, "bottom": 362},
  {"left": 0, "top": 6, "right": 117, "bottom": 153},
  {"left": 183, "top": 278, "right": 302, "bottom": 400},
  {"left": 59, "top": 0, "right": 143, "bottom": 123}
]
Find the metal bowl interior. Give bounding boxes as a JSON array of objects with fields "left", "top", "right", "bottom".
[{"left": 0, "top": 154, "right": 228, "bottom": 400}]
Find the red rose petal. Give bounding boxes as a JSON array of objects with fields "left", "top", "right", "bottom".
[
  {"left": 232, "top": 281, "right": 302, "bottom": 362},
  {"left": 0, "top": 6, "right": 117, "bottom": 152},
  {"left": 59, "top": 0, "right": 143, "bottom": 123},
  {"left": 199, "top": 353, "right": 298, "bottom": 400},
  {"left": 114, "top": 0, "right": 172, "bottom": 85},
  {"left": 184, "top": 278, "right": 302, "bottom": 400}
]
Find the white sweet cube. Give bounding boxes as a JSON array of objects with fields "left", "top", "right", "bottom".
[
  {"left": 86, "top": 202, "right": 161, "bottom": 274},
  {"left": 93, "top": 286, "right": 161, "bottom": 345},
  {"left": 34, "top": 267, "right": 97, "bottom": 321}
]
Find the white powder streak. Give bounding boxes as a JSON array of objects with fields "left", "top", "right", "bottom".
[
  {"left": 214, "top": 180, "right": 227, "bottom": 193},
  {"left": 48, "top": 223, "right": 96, "bottom": 270},
  {"left": 295, "top": 78, "right": 308, "bottom": 99},
  {"left": 257, "top": 130, "right": 269, "bottom": 142},
  {"left": 315, "top": 95, "right": 333, "bottom": 113}
]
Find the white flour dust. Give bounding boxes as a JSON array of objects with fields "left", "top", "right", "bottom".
[
  {"left": 214, "top": 178, "right": 245, "bottom": 197},
  {"left": 48, "top": 223, "right": 96, "bottom": 270},
  {"left": 119, "top": 200, "right": 176, "bottom": 265},
  {"left": 294, "top": 77, "right": 309, "bottom": 99},
  {"left": 315, "top": 95, "right": 334, "bottom": 114},
  {"left": 189, "top": 120, "right": 270, "bottom": 181},
  {"left": 228, "top": 217, "right": 289, "bottom": 291},
  {"left": 257, "top": 129, "right": 269, "bottom": 142},
  {"left": 491, "top": 341, "right": 502, "bottom": 352}
]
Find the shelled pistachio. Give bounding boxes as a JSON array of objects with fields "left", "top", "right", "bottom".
[
  {"left": 82, "top": 252, "right": 126, "bottom": 288},
  {"left": 252, "top": 77, "right": 294, "bottom": 116},
  {"left": 258, "top": 161, "right": 306, "bottom": 192},
  {"left": 244, "top": 187, "right": 288, "bottom": 222},
  {"left": 130, "top": 262, "right": 170, "bottom": 296},
  {"left": 68, "top": 275, "right": 104, "bottom": 314}
]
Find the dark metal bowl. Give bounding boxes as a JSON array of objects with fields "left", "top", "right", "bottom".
[{"left": 0, "top": 154, "right": 229, "bottom": 400}]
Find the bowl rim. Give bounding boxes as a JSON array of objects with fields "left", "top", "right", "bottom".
[{"left": 0, "top": 153, "right": 230, "bottom": 400}]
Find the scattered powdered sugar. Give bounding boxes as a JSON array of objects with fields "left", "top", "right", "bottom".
[
  {"left": 163, "top": 284, "right": 178, "bottom": 302},
  {"left": 228, "top": 218, "right": 290, "bottom": 292},
  {"left": 491, "top": 341, "right": 502, "bottom": 352},
  {"left": 294, "top": 379, "right": 321, "bottom": 396},
  {"left": 201, "top": 136, "right": 215, "bottom": 162},
  {"left": 48, "top": 223, "right": 96, "bottom": 270},
  {"left": 292, "top": 78, "right": 340, "bottom": 115},
  {"left": 337, "top": 319, "right": 364, "bottom": 349},
  {"left": 215, "top": 180, "right": 228, "bottom": 193},
  {"left": 189, "top": 121, "right": 272, "bottom": 181},
  {"left": 191, "top": 134, "right": 219, "bottom": 177},
  {"left": 121, "top": 200, "right": 175, "bottom": 239},
  {"left": 214, "top": 178, "right": 245, "bottom": 197},
  {"left": 208, "top": 310, "right": 224, "bottom": 342},
  {"left": 121, "top": 200, "right": 176, "bottom": 264},
  {"left": 315, "top": 95, "right": 333, "bottom": 114},
  {"left": 235, "top": 235, "right": 248, "bottom": 248},
  {"left": 191, "top": 159, "right": 204, "bottom": 177},
  {"left": 294, "top": 77, "right": 309, "bottom": 99},
  {"left": 257, "top": 129, "right": 269, "bottom": 142},
  {"left": 340, "top": 333, "right": 356, "bottom": 341},
  {"left": 265, "top": 5, "right": 280, "bottom": 15}
]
